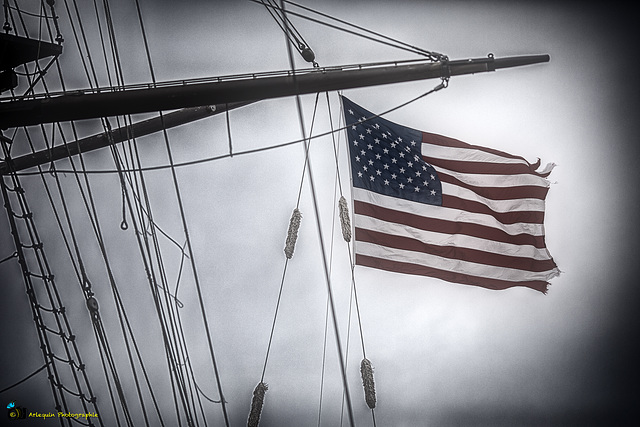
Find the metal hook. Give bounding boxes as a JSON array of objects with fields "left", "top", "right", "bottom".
[{"left": 120, "top": 187, "right": 128, "bottom": 230}]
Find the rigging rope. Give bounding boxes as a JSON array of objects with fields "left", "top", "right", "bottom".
[
  {"left": 9, "top": 4, "right": 180, "bottom": 425},
  {"left": 94, "top": 2, "right": 219, "bottom": 423},
  {"left": 131, "top": 2, "right": 230, "bottom": 425},
  {"left": 17, "top": 82, "right": 450, "bottom": 423},
  {"left": 3, "top": 4, "right": 451, "bottom": 425},
  {"left": 259, "top": 92, "right": 320, "bottom": 384},
  {"left": 0, "top": 142, "right": 102, "bottom": 425},
  {"left": 316, "top": 91, "right": 350, "bottom": 426},
  {"left": 3, "top": 133, "right": 98, "bottom": 427},
  {"left": 90, "top": 4, "right": 181, "bottom": 418},
  {"left": 14, "top": 84, "right": 449, "bottom": 177},
  {"left": 114, "top": 141, "right": 187, "bottom": 427},
  {"left": 259, "top": 0, "right": 317, "bottom": 66},
  {"left": 112, "top": 124, "right": 200, "bottom": 427},
  {"left": 39, "top": 99, "right": 136, "bottom": 427},
  {"left": 321, "top": 83, "right": 448, "bottom": 426},
  {"left": 251, "top": 0, "right": 447, "bottom": 61},
  {"left": 30, "top": 128, "right": 120, "bottom": 427},
  {"left": 68, "top": 0, "right": 100, "bottom": 88},
  {"left": 326, "top": 94, "right": 373, "bottom": 427},
  {"left": 251, "top": 7, "right": 327, "bottom": 418},
  {"left": 46, "top": 0, "right": 63, "bottom": 43},
  {"left": 28, "top": 116, "right": 167, "bottom": 426},
  {"left": 0, "top": 250, "right": 17, "bottom": 264},
  {"left": 2, "top": 0, "right": 10, "bottom": 33},
  {"left": 0, "top": 363, "right": 48, "bottom": 394},
  {"left": 282, "top": 2, "right": 357, "bottom": 425},
  {"left": 110, "top": 101, "right": 196, "bottom": 427},
  {"left": 49, "top": 123, "right": 136, "bottom": 425},
  {"left": 225, "top": 104, "right": 234, "bottom": 157}
]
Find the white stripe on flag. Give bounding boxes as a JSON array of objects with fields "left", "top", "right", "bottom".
[
  {"left": 435, "top": 166, "right": 551, "bottom": 188},
  {"left": 421, "top": 143, "right": 528, "bottom": 164}
]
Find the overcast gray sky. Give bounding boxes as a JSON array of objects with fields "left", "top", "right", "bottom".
[{"left": 1, "top": 1, "right": 639, "bottom": 426}]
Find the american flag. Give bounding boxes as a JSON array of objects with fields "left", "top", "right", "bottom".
[{"left": 342, "top": 96, "right": 559, "bottom": 293}]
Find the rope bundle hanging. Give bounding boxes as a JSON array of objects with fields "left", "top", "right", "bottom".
[
  {"left": 247, "top": 381, "right": 268, "bottom": 427},
  {"left": 360, "top": 358, "right": 376, "bottom": 409},
  {"left": 338, "top": 195, "right": 351, "bottom": 242},
  {"left": 284, "top": 208, "right": 302, "bottom": 259}
]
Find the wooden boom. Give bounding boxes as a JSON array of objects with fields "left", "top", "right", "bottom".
[{"left": 0, "top": 54, "right": 549, "bottom": 130}]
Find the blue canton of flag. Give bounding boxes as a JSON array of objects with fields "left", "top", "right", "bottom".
[{"left": 342, "top": 96, "right": 442, "bottom": 207}]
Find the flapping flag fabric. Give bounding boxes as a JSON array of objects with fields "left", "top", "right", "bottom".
[{"left": 342, "top": 96, "right": 559, "bottom": 293}]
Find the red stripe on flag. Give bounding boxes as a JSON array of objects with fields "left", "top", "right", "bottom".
[
  {"left": 354, "top": 200, "right": 547, "bottom": 248},
  {"left": 423, "top": 156, "right": 537, "bottom": 176},
  {"left": 356, "top": 254, "right": 549, "bottom": 293},
  {"left": 438, "top": 171, "right": 550, "bottom": 200},
  {"left": 443, "top": 195, "right": 546, "bottom": 225},
  {"left": 355, "top": 228, "right": 557, "bottom": 272},
  {"left": 423, "top": 131, "right": 537, "bottom": 166}
]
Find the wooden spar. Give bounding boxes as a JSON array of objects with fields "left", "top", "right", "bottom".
[
  {"left": 0, "top": 102, "right": 252, "bottom": 174},
  {"left": 0, "top": 54, "right": 549, "bottom": 129}
]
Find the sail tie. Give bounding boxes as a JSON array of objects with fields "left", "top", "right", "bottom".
[
  {"left": 338, "top": 195, "right": 351, "bottom": 242},
  {"left": 284, "top": 208, "right": 302, "bottom": 259},
  {"left": 247, "top": 381, "right": 268, "bottom": 427},
  {"left": 360, "top": 358, "right": 376, "bottom": 409}
]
